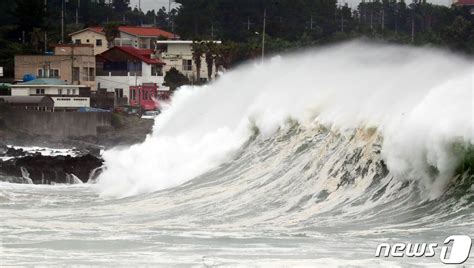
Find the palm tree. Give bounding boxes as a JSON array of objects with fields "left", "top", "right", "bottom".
[
  {"left": 191, "top": 41, "right": 205, "bottom": 82},
  {"left": 204, "top": 41, "right": 217, "bottom": 80},
  {"left": 104, "top": 23, "right": 120, "bottom": 48}
]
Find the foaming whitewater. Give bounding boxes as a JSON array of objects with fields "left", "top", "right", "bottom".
[
  {"left": 96, "top": 41, "right": 473, "bottom": 198},
  {"left": 2, "top": 41, "right": 473, "bottom": 267}
]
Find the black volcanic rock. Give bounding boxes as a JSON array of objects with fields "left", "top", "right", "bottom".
[
  {"left": 0, "top": 154, "right": 103, "bottom": 184},
  {"left": 0, "top": 142, "right": 7, "bottom": 155},
  {"left": 5, "top": 147, "right": 27, "bottom": 157}
]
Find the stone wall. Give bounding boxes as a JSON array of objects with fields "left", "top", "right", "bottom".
[{"left": 3, "top": 110, "right": 111, "bottom": 138}]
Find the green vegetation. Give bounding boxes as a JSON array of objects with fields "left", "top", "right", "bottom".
[
  {"left": 104, "top": 22, "right": 121, "bottom": 48},
  {"left": 0, "top": 0, "right": 472, "bottom": 79},
  {"left": 111, "top": 113, "right": 124, "bottom": 129},
  {"left": 164, "top": 67, "right": 190, "bottom": 90}
]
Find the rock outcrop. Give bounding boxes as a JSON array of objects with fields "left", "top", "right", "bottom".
[{"left": 0, "top": 154, "right": 103, "bottom": 184}]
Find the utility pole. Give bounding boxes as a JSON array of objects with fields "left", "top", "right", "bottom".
[
  {"left": 61, "top": 0, "right": 64, "bottom": 43},
  {"left": 44, "top": 32, "right": 47, "bottom": 52},
  {"left": 370, "top": 11, "right": 373, "bottom": 30},
  {"left": 307, "top": 15, "right": 315, "bottom": 30},
  {"left": 381, "top": 9, "right": 385, "bottom": 31},
  {"left": 261, "top": 8, "right": 266, "bottom": 62},
  {"left": 139, "top": 0, "right": 141, "bottom": 11},
  {"left": 168, "top": 0, "right": 175, "bottom": 32},
  {"left": 340, "top": 10, "right": 344, "bottom": 32},
  {"left": 70, "top": 45, "right": 74, "bottom": 85},
  {"left": 76, "top": 0, "right": 80, "bottom": 25}
]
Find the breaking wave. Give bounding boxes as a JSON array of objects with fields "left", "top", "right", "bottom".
[{"left": 95, "top": 41, "right": 473, "bottom": 204}]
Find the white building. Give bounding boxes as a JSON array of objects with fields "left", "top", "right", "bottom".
[
  {"left": 95, "top": 46, "right": 166, "bottom": 106},
  {"left": 69, "top": 26, "right": 179, "bottom": 55},
  {"left": 10, "top": 78, "right": 90, "bottom": 109},
  {"left": 156, "top": 40, "right": 221, "bottom": 83}
]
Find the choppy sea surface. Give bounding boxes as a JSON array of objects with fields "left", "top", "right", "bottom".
[{"left": 1, "top": 42, "right": 473, "bottom": 267}]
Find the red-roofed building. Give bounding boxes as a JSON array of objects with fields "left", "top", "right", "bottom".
[
  {"left": 95, "top": 46, "right": 168, "bottom": 109},
  {"left": 69, "top": 26, "right": 179, "bottom": 55},
  {"left": 453, "top": 0, "right": 474, "bottom": 14}
]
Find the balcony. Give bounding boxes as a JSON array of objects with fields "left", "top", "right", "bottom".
[{"left": 96, "top": 70, "right": 142, "bottom": 77}]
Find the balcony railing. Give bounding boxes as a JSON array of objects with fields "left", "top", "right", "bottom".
[{"left": 96, "top": 70, "right": 142, "bottom": 77}]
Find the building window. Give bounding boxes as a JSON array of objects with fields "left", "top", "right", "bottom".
[
  {"left": 35, "top": 88, "right": 45, "bottom": 95},
  {"left": 183, "top": 59, "right": 192, "bottom": 71},
  {"left": 51, "top": 69, "right": 60, "bottom": 78},
  {"left": 72, "top": 89, "right": 76, "bottom": 95},
  {"left": 37, "top": 69, "right": 44, "bottom": 77},
  {"left": 75, "top": 39, "right": 81, "bottom": 44},
  {"left": 67, "top": 89, "right": 71, "bottom": 95},
  {"left": 73, "top": 67, "right": 80, "bottom": 81},
  {"left": 89, "top": 68, "right": 95, "bottom": 80},
  {"left": 115, "top": 88, "right": 123, "bottom": 99},
  {"left": 96, "top": 39, "right": 102, "bottom": 46},
  {"left": 151, "top": 65, "right": 163, "bottom": 76},
  {"left": 58, "top": 88, "right": 63, "bottom": 95}
]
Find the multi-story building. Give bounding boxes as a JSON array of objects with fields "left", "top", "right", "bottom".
[
  {"left": 69, "top": 26, "right": 178, "bottom": 55},
  {"left": 15, "top": 44, "right": 96, "bottom": 90},
  {"left": 156, "top": 40, "right": 221, "bottom": 83},
  {"left": 95, "top": 46, "right": 166, "bottom": 108},
  {"left": 10, "top": 78, "right": 91, "bottom": 110}
]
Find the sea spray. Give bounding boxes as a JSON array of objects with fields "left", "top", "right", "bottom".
[
  {"left": 95, "top": 41, "right": 473, "bottom": 198},
  {"left": 20, "top": 167, "right": 33, "bottom": 184}
]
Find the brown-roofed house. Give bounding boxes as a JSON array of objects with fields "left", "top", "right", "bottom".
[{"left": 69, "top": 26, "right": 179, "bottom": 55}]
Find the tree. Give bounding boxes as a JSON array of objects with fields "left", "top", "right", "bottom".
[
  {"left": 204, "top": 41, "right": 217, "bottom": 80},
  {"left": 191, "top": 41, "right": 206, "bottom": 82},
  {"left": 15, "top": 0, "right": 45, "bottom": 33},
  {"left": 104, "top": 22, "right": 121, "bottom": 48},
  {"left": 113, "top": 0, "right": 130, "bottom": 13},
  {"left": 164, "top": 68, "right": 190, "bottom": 90},
  {"left": 441, "top": 16, "right": 473, "bottom": 52},
  {"left": 30, "top": 28, "right": 44, "bottom": 53}
]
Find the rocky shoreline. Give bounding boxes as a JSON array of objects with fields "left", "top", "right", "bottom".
[
  {"left": 0, "top": 114, "right": 154, "bottom": 185},
  {"left": 0, "top": 143, "right": 103, "bottom": 184}
]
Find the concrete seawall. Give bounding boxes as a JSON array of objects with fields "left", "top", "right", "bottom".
[{"left": 3, "top": 110, "right": 111, "bottom": 138}]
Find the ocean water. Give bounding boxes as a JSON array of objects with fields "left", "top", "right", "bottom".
[{"left": 1, "top": 41, "right": 473, "bottom": 267}]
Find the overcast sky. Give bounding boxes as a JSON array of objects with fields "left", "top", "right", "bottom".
[{"left": 130, "top": 0, "right": 451, "bottom": 13}]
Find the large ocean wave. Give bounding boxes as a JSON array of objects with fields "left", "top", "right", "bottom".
[
  {"left": 95, "top": 41, "right": 473, "bottom": 201},
  {"left": 2, "top": 41, "right": 473, "bottom": 266}
]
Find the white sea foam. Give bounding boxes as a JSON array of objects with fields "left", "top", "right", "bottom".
[{"left": 95, "top": 41, "right": 473, "bottom": 198}]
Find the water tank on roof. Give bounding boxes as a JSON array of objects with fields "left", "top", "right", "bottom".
[{"left": 23, "top": 74, "right": 37, "bottom": 82}]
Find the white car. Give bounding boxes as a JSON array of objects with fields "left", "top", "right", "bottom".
[{"left": 141, "top": 110, "right": 160, "bottom": 119}]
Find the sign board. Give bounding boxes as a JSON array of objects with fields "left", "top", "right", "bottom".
[{"left": 0, "top": 67, "right": 3, "bottom": 77}]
